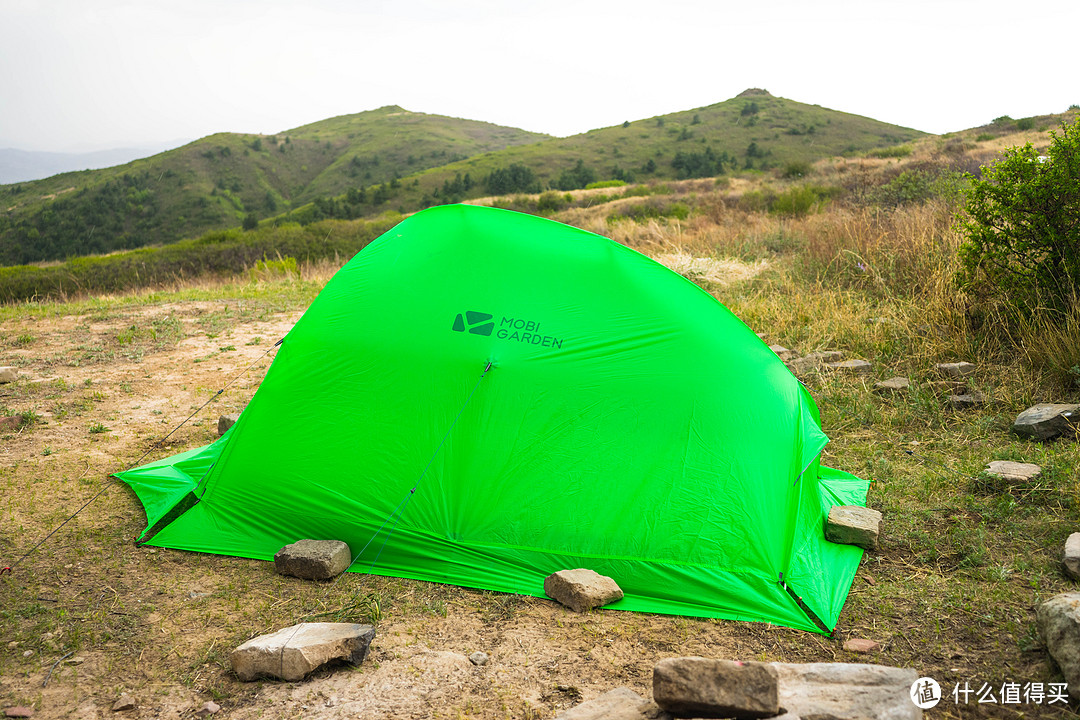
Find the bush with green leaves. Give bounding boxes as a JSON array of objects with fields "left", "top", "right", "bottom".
[{"left": 957, "top": 118, "right": 1080, "bottom": 314}]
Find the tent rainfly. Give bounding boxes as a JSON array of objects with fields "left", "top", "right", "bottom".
[{"left": 118, "top": 204, "right": 870, "bottom": 633}]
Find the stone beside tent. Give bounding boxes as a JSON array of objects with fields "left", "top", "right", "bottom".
[
  {"left": 218, "top": 414, "right": 239, "bottom": 436},
  {"left": 653, "top": 657, "right": 779, "bottom": 718},
  {"left": 231, "top": 622, "right": 376, "bottom": 682},
  {"left": 825, "top": 506, "right": 883, "bottom": 551},
  {"left": 274, "top": 539, "right": 352, "bottom": 580},
  {"left": 544, "top": 569, "right": 623, "bottom": 613}
]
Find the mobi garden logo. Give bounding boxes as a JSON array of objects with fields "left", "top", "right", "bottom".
[{"left": 452, "top": 312, "right": 564, "bottom": 349}]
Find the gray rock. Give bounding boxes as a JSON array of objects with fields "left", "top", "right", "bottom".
[
  {"left": 935, "top": 361, "right": 976, "bottom": 378},
  {"left": 1037, "top": 592, "right": 1080, "bottom": 701},
  {"left": 230, "top": 622, "right": 375, "bottom": 682},
  {"left": 217, "top": 414, "right": 239, "bottom": 436},
  {"left": 771, "top": 662, "right": 920, "bottom": 720},
  {"left": 826, "top": 359, "right": 873, "bottom": 375},
  {"left": 544, "top": 569, "right": 623, "bottom": 613},
  {"left": 653, "top": 657, "right": 779, "bottom": 718},
  {"left": 3, "top": 707, "right": 34, "bottom": 719},
  {"left": 111, "top": 694, "right": 136, "bottom": 712},
  {"left": 769, "top": 345, "right": 797, "bottom": 361},
  {"left": 984, "top": 460, "right": 1042, "bottom": 483},
  {"left": 1012, "top": 404, "right": 1080, "bottom": 441},
  {"left": 874, "top": 377, "right": 911, "bottom": 393},
  {"left": 825, "top": 506, "right": 882, "bottom": 551},
  {"left": 274, "top": 539, "right": 352, "bottom": 580},
  {"left": 555, "top": 688, "right": 666, "bottom": 720},
  {"left": 785, "top": 351, "right": 844, "bottom": 375},
  {"left": 1065, "top": 533, "right": 1080, "bottom": 581},
  {"left": 948, "top": 392, "right": 986, "bottom": 409},
  {"left": 0, "top": 367, "right": 17, "bottom": 384},
  {"left": 469, "top": 651, "right": 489, "bottom": 667}
]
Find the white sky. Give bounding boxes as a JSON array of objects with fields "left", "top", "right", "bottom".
[{"left": 1, "top": 0, "right": 1077, "bottom": 152}]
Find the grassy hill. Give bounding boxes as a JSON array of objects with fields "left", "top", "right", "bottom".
[
  {"left": 0, "top": 107, "right": 548, "bottom": 265},
  {"left": 344, "top": 89, "right": 927, "bottom": 213}
]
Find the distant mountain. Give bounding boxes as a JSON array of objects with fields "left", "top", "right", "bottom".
[
  {"left": 0, "top": 142, "right": 189, "bottom": 184},
  {"left": 0, "top": 94, "right": 925, "bottom": 266},
  {"left": 0, "top": 107, "right": 549, "bottom": 265},
  {"left": 390, "top": 89, "right": 927, "bottom": 208}
]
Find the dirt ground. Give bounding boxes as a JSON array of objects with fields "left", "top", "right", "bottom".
[{"left": 0, "top": 294, "right": 1070, "bottom": 719}]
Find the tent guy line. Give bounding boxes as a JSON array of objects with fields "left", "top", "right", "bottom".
[{"left": 0, "top": 337, "right": 284, "bottom": 577}]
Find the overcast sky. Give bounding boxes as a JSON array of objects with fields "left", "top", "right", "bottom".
[{"left": 2, "top": 0, "right": 1077, "bottom": 152}]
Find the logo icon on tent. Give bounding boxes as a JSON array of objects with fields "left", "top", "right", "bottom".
[{"left": 452, "top": 311, "right": 494, "bottom": 335}]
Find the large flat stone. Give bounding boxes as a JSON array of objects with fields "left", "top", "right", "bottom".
[
  {"left": 555, "top": 688, "right": 667, "bottom": 720},
  {"left": 826, "top": 359, "right": 873, "bottom": 375},
  {"left": 984, "top": 460, "right": 1041, "bottom": 483},
  {"left": 0, "top": 367, "right": 17, "bottom": 384},
  {"left": 874, "top": 377, "right": 911, "bottom": 393},
  {"left": 1037, "top": 592, "right": 1080, "bottom": 701},
  {"left": 785, "top": 351, "right": 844, "bottom": 375},
  {"left": 231, "top": 622, "right": 375, "bottom": 682},
  {"left": 274, "top": 539, "right": 352, "bottom": 580},
  {"left": 935, "top": 361, "right": 975, "bottom": 378},
  {"left": 770, "top": 662, "right": 920, "bottom": 719},
  {"left": 544, "top": 569, "right": 623, "bottom": 613},
  {"left": 653, "top": 657, "right": 779, "bottom": 718},
  {"left": 1012, "top": 404, "right": 1080, "bottom": 441},
  {"left": 825, "top": 506, "right": 882, "bottom": 551}
]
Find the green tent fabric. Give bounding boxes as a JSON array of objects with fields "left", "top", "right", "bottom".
[{"left": 117, "top": 204, "right": 869, "bottom": 633}]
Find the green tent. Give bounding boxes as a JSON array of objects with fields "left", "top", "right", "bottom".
[{"left": 118, "top": 204, "right": 869, "bottom": 633}]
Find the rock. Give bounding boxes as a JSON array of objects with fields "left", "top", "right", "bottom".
[
  {"left": 469, "top": 651, "right": 489, "bottom": 666},
  {"left": 231, "top": 622, "right": 375, "bottom": 682},
  {"left": 111, "top": 694, "right": 136, "bottom": 712},
  {"left": 1037, "top": 592, "right": 1080, "bottom": 701},
  {"left": 1012, "top": 404, "right": 1080, "bottom": 441},
  {"left": 771, "top": 662, "right": 920, "bottom": 720},
  {"left": 194, "top": 701, "right": 220, "bottom": 718},
  {"left": 825, "top": 359, "right": 873, "bottom": 375},
  {"left": 825, "top": 506, "right": 882, "bottom": 551},
  {"left": 4, "top": 708, "right": 34, "bottom": 719},
  {"left": 1065, "top": 533, "right": 1080, "bottom": 581},
  {"left": 555, "top": 688, "right": 663, "bottom": 720},
  {"left": 984, "top": 460, "right": 1042, "bottom": 483},
  {"left": 217, "top": 414, "right": 239, "bottom": 436},
  {"left": 935, "top": 361, "right": 976, "bottom": 378},
  {"left": 274, "top": 539, "right": 352, "bottom": 580},
  {"left": 842, "top": 638, "right": 880, "bottom": 653},
  {"left": 544, "top": 569, "right": 624, "bottom": 612},
  {"left": 0, "top": 416, "right": 20, "bottom": 433},
  {"left": 769, "top": 345, "right": 796, "bottom": 361},
  {"left": 0, "top": 367, "right": 17, "bottom": 384},
  {"left": 785, "top": 351, "right": 844, "bottom": 375},
  {"left": 653, "top": 657, "right": 779, "bottom": 719},
  {"left": 874, "top": 377, "right": 910, "bottom": 393},
  {"left": 948, "top": 392, "right": 986, "bottom": 409}
]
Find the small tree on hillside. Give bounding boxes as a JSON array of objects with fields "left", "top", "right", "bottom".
[{"left": 957, "top": 117, "right": 1080, "bottom": 315}]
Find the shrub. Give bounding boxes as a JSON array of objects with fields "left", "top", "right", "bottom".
[
  {"left": 584, "top": 180, "right": 626, "bottom": 190},
  {"left": 957, "top": 118, "right": 1080, "bottom": 315},
  {"left": 536, "top": 191, "right": 569, "bottom": 214},
  {"left": 781, "top": 161, "right": 812, "bottom": 179}
]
